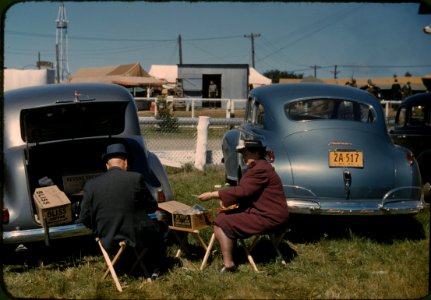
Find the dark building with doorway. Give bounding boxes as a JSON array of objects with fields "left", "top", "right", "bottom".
[{"left": 177, "top": 64, "right": 249, "bottom": 108}]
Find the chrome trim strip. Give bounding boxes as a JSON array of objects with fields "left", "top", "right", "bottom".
[{"left": 3, "top": 223, "right": 92, "bottom": 244}]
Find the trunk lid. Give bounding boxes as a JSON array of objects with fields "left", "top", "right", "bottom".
[
  {"left": 21, "top": 101, "right": 128, "bottom": 143},
  {"left": 283, "top": 127, "right": 395, "bottom": 200}
]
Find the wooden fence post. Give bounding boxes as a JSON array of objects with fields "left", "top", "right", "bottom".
[{"left": 194, "top": 116, "right": 210, "bottom": 170}]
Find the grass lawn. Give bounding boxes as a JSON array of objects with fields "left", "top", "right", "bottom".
[{"left": 2, "top": 166, "right": 429, "bottom": 299}]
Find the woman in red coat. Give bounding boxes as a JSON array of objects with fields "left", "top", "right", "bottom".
[{"left": 199, "top": 140, "right": 289, "bottom": 272}]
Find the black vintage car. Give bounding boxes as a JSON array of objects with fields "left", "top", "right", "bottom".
[
  {"left": 2, "top": 83, "right": 174, "bottom": 248},
  {"left": 390, "top": 92, "right": 431, "bottom": 201}
]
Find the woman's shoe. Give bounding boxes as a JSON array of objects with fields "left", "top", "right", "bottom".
[{"left": 219, "top": 264, "right": 237, "bottom": 273}]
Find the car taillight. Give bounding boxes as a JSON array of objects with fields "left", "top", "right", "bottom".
[
  {"left": 266, "top": 150, "right": 275, "bottom": 163},
  {"left": 406, "top": 151, "right": 415, "bottom": 165},
  {"left": 2, "top": 208, "right": 9, "bottom": 224},
  {"left": 157, "top": 189, "right": 166, "bottom": 202}
]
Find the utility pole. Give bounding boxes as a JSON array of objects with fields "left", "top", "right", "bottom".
[
  {"left": 310, "top": 65, "right": 321, "bottom": 78},
  {"left": 178, "top": 34, "right": 183, "bottom": 65},
  {"left": 244, "top": 33, "right": 261, "bottom": 68},
  {"left": 55, "top": 2, "right": 70, "bottom": 83},
  {"left": 331, "top": 65, "right": 340, "bottom": 79}
]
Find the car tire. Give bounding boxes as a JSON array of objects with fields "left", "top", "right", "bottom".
[{"left": 225, "top": 174, "right": 238, "bottom": 186}]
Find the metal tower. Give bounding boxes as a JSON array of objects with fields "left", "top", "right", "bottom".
[{"left": 55, "top": 3, "right": 70, "bottom": 83}]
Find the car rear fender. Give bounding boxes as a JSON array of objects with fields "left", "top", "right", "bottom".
[
  {"left": 147, "top": 151, "right": 174, "bottom": 201},
  {"left": 392, "top": 145, "right": 423, "bottom": 186},
  {"left": 222, "top": 129, "right": 241, "bottom": 182},
  {"left": 3, "top": 147, "right": 38, "bottom": 231}
]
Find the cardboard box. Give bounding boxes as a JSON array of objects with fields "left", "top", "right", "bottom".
[
  {"left": 62, "top": 172, "right": 102, "bottom": 194},
  {"left": 158, "top": 200, "right": 213, "bottom": 230},
  {"left": 33, "top": 185, "right": 72, "bottom": 226}
]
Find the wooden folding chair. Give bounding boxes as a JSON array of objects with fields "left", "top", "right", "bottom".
[
  {"left": 96, "top": 238, "right": 150, "bottom": 292},
  {"left": 96, "top": 238, "right": 126, "bottom": 292},
  {"left": 238, "top": 227, "right": 290, "bottom": 272}
]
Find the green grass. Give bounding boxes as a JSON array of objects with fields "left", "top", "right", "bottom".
[{"left": 2, "top": 165, "right": 429, "bottom": 299}]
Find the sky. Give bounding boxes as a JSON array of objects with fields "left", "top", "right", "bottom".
[{"left": 3, "top": 1, "right": 431, "bottom": 80}]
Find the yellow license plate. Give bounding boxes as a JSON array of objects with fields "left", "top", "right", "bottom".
[{"left": 329, "top": 150, "right": 363, "bottom": 168}]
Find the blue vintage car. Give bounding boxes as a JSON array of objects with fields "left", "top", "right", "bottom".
[
  {"left": 222, "top": 83, "right": 424, "bottom": 215},
  {"left": 2, "top": 83, "right": 174, "bottom": 248}
]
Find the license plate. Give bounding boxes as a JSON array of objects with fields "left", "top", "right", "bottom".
[{"left": 329, "top": 150, "right": 363, "bottom": 168}]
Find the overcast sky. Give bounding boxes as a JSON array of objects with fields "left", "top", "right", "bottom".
[{"left": 4, "top": 1, "right": 431, "bottom": 79}]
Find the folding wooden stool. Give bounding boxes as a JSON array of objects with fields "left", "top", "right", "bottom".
[
  {"left": 96, "top": 238, "right": 150, "bottom": 292},
  {"left": 168, "top": 226, "right": 216, "bottom": 270},
  {"left": 238, "top": 227, "right": 290, "bottom": 272}
]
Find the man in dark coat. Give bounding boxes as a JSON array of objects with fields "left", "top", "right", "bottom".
[
  {"left": 198, "top": 140, "right": 289, "bottom": 272},
  {"left": 77, "top": 143, "right": 165, "bottom": 278}
]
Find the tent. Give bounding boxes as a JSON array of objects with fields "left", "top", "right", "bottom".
[
  {"left": 149, "top": 65, "right": 178, "bottom": 84},
  {"left": 66, "top": 63, "right": 166, "bottom": 87},
  {"left": 249, "top": 67, "right": 272, "bottom": 87}
]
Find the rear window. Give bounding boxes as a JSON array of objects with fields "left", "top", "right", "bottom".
[
  {"left": 21, "top": 101, "right": 128, "bottom": 143},
  {"left": 286, "top": 99, "right": 376, "bottom": 123},
  {"left": 407, "top": 105, "right": 430, "bottom": 127}
]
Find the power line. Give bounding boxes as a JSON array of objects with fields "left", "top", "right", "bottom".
[{"left": 7, "top": 29, "right": 241, "bottom": 43}]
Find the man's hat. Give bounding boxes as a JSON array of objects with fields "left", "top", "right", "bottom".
[
  {"left": 236, "top": 140, "right": 266, "bottom": 152},
  {"left": 102, "top": 143, "right": 128, "bottom": 162}
]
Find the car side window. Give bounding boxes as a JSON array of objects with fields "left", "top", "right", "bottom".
[
  {"left": 254, "top": 102, "right": 265, "bottom": 127},
  {"left": 426, "top": 109, "right": 431, "bottom": 127},
  {"left": 245, "top": 96, "right": 254, "bottom": 124},
  {"left": 396, "top": 107, "right": 407, "bottom": 127}
]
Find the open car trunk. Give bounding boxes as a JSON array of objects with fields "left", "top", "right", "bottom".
[
  {"left": 26, "top": 138, "right": 130, "bottom": 223},
  {"left": 20, "top": 99, "right": 155, "bottom": 224}
]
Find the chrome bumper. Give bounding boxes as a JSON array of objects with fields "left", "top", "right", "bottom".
[
  {"left": 3, "top": 223, "right": 92, "bottom": 245},
  {"left": 285, "top": 186, "right": 424, "bottom": 216}
]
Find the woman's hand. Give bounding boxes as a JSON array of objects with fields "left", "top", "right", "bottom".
[{"left": 198, "top": 191, "right": 219, "bottom": 201}]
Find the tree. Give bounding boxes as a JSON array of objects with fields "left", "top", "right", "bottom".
[
  {"left": 155, "top": 95, "right": 178, "bottom": 132},
  {"left": 263, "top": 69, "right": 303, "bottom": 83}
]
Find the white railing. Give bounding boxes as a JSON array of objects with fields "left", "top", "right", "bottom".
[
  {"left": 135, "top": 97, "right": 246, "bottom": 118},
  {"left": 137, "top": 97, "right": 400, "bottom": 120},
  {"left": 380, "top": 100, "right": 401, "bottom": 121}
]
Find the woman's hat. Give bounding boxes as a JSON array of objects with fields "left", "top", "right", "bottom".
[
  {"left": 102, "top": 143, "right": 128, "bottom": 162},
  {"left": 236, "top": 140, "right": 266, "bottom": 152}
]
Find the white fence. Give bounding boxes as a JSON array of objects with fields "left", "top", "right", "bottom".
[
  {"left": 135, "top": 97, "right": 246, "bottom": 118},
  {"left": 139, "top": 116, "right": 242, "bottom": 169},
  {"left": 381, "top": 100, "right": 401, "bottom": 123},
  {"left": 139, "top": 98, "right": 401, "bottom": 169},
  {"left": 137, "top": 97, "right": 400, "bottom": 122}
]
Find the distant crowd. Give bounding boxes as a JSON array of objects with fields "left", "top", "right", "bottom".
[{"left": 345, "top": 77, "right": 412, "bottom": 100}]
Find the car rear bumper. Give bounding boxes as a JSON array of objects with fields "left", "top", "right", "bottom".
[
  {"left": 287, "top": 199, "right": 424, "bottom": 215},
  {"left": 286, "top": 186, "right": 424, "bottom": 216},
  {"left": 2, "top": 223, "right": 92, "bottom": 245}
]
